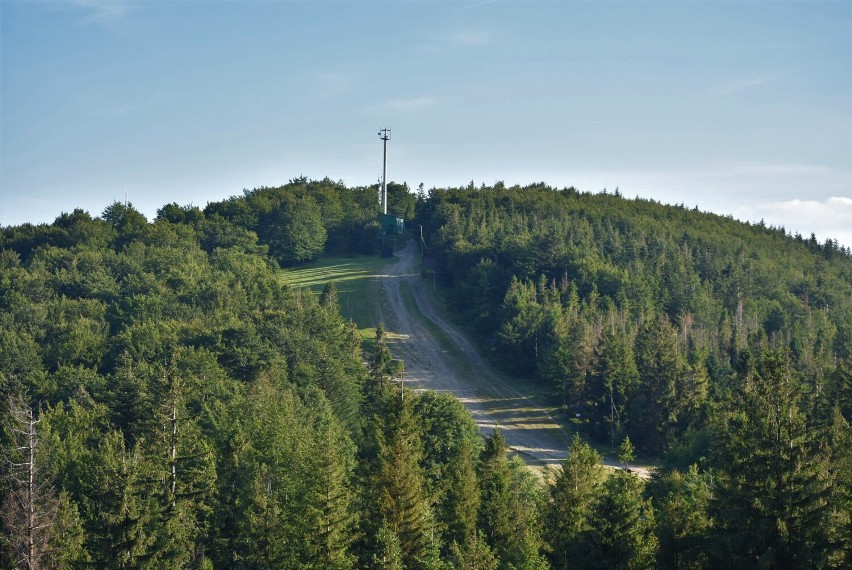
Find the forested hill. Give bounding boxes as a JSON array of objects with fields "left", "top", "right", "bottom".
[
  {"left": 1, "top": 179, "right": 850, "bottom": 568},
  {"left": 418, "top": 182, "right": 851, "bottom": 448}
]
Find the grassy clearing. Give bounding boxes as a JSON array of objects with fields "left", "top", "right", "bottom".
[{"left": 281, "top": 255, "right": 397, "bottom": 333}]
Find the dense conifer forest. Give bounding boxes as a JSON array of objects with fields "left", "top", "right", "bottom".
[{"left": 1, "top": 178, "right": 849, "bottom": 568}]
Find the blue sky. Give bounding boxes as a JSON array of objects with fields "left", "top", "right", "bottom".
[{"left": 2, "top": 0, "right": 850, "bottom": 246}]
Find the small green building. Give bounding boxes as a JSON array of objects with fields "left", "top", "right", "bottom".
[{"left": 379, "top": 213, "right": 405, "bottom": 235}]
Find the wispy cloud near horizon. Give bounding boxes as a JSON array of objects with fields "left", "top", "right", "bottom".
[
  {"left": 713, "top": 71, "right": 787, "bottom": 95},
  {"left": 734, "top": 196, "right": 852, "bottom": 247},
  {"left": 450, "top": 29, "right": 492, "bottom": 46},
  {"left": 66, "top": 0, "right": 135, "bottom": 23},
  {"left": 465, "top": 0, "right": 501, "bottom": 9},
  {"left": 386, "top": 97, "right": 436, "bottom": 112}
]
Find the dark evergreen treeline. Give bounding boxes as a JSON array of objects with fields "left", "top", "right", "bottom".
[
  {"left": 419, "top": 182, "right": 851, "bottom": 443},
  {"left": 0, "top": 179, "right": 849, "bottom": 568},
  {"left": 418, "top": 181, "right": 852, "bottom": 566}
]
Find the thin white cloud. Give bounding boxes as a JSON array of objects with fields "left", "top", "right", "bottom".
[
  {"left": 465, "top": 0, "right": 501, "bottom": 9},
  {"left": 67, "top": 0, "right": 135, "bottom": 23},
  {"left": 386, "top": 97, "right": 436, "bottom": 111},
  {"left": 713, "top": 70, "right": 791, "bottom": 96},
  {"left": 716, "top": 76, "right": 772, "bottom": 95},
  {"left": 734, "top": 196, "right": 852, "bottom": 247},
  {"left": 415, "top": 27, "right": 493, "bottom": 54},
  {"left": 450, "top": 29, "right": 492, "bottom": 46}
]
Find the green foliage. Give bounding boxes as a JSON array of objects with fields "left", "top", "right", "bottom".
[
  {"left": 3, "top": 179, "right": 849, "bottom": 567},
  {"left": 448, "top": 531, "right": 499, "bottom": 570},
  {"left": 648, "top": 465, "right": 712, "bottom": 569},
  {"left": 589, "top": 330, "right": 639, "bottom": 446},
  {"left": 259, "top": 193, "right": 327, "bottom": 265},
  {"left": 412, "top": 391, "right": 482, "bottom": 553},
  {"left": 479, "top": 429, "right": 549, "bottom": 569},
  {"left": 544, "top": 434, "right": 604, "bottom": 569},
  {"left": 376, "top": 404, "right": 436, "bottom": 569},
  {"left": 618, "top": 435, "right": 635, "bottom": 466},
  {"left": 710, "top": 350, "right": 835, "bottom": 567},
  {"left": 417, "top": 182, "right": 851, "bottom": 458},
  {"left": 583, "top": 471, "right": 658, "bottom": 569}
]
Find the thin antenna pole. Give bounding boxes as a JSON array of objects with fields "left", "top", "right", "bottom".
[{"left": 378, "top": 128, "right": 390, "bottom": 214}]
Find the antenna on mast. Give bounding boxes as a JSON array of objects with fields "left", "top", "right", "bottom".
[{"left": 378, "top": 128, "right": 390, "bottom": 214}]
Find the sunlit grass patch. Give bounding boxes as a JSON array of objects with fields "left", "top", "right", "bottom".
[{"left": 281, "top": 254, "right": 397, "bottom": 332}]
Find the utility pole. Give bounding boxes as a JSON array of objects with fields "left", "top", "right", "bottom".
[{"left": 378, "top": 128, "right": 390, "bottom": 214}]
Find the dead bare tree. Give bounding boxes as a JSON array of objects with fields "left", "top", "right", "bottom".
[{"left": 1, "top": 394, "right": 58, "bottom": 570}]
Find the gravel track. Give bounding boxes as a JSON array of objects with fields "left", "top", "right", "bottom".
[
  {"left": 373, "top": 239, "right": 652, "bottom": 479},
  {"left": 375, "top": 239, "right": 574, "bottom": 469}
]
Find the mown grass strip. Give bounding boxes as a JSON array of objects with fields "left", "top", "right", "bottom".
[{"left": 281, "top": 255, "right": 397, "bottom": 331}]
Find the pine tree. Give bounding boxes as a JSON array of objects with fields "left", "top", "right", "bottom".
[
  {"left": 300, "top": 388, "right": 356, "bottom": 569},
  {"left": 368, "top": 324, "right": 394, "bottom": 400},
  {"left": 630, "top": 316, "right": 685, "bottom": 452},
  {"left": 619, "top": 435, "right": 635, "bottom": 468},
  {"left": 371, "top": 523, "right": 404, "bottom": 570},
  {"left": 827, "top": 407, "right": 851, "bottom": 568},
  {"left": 320, "top": 281, "right": 340, "bottom": 313},
  {"left": 227, "top": 379, "right": 357, "bottom": 569},
  {"left": 93, "top": 431, "right": 160, "bottom": 568},
  {"left": 478, "top": 429, "right": 513, "bottom": 556},
  {"left": 443, "top": 438, "right": 481, "bottom": 548},
  {"left": 146, "top": 369, "right": 216, "bottom": 568}
]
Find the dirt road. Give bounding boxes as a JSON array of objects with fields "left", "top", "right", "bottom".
[
  {"left": 374, "top": 239, "right": 577, "bottom": 470},
  {"left": 374, "top": 239, "right": 652, "bottom": 477}
]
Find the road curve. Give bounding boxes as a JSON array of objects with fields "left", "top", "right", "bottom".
[{"left": 375, "top": 239, "right": 574, "bottom": 469}]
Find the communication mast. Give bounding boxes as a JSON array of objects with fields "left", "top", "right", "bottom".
[{"left": 378, "top": 128, "right": 390, "bottom": 214}]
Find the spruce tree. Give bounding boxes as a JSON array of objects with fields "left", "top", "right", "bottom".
[
  {"left": 448, "top": 530, "right": 499, "bottom": 570},
  {"left": 146, "top": 369, "right": 216, "bottom": 568},
  {"left": 650, "top": 464, "right": 712, "bottom": 570},
  {"left": 587, "top": 329, "right": 639, "bottom": 446},
  {"left": 443, "top": 438, "right": 481, "bottom": 548},
  {"left": 630, "top": 316, "right": 686, "bottom": 452},
  {"left": 478, "top": 429, "right": 514, "bottom": 556},
  {"left": 320, "top": 281, "right": 340, "bottom": 313},
  {"left": 376, "top": 404, "right": 435, "bottom": 569},
  {"left": 545, "top": 433, "right": 604, "bottom": 569},
  {"left": 371, "top": 523, "right": 404, "bottom": 570},
  {"left": 711, "top": 350, "right": 835, "bottom": 568},
  {"left": 1, "top": 395, "right": 89, "bottom": 569},
  {"left": 584, "top": 470, "right": 658, "bottom": 569},
  {"left": 479, "top": 429, "right": 548, "bottom": 569},
  {"left": 300, "top": 388, "right": 356, "bottom": 569}
]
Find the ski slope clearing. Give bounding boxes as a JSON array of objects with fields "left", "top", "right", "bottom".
[{"left": 375, "top": 240, "right": 650, "bottom": 478}]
